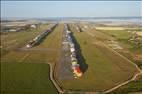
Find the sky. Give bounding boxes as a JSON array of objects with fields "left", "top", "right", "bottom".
[{"left": 1, "top": 1, "right": 142, "bottom": 18}]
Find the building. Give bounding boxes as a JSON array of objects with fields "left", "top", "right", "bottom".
[{"left": 30, "top": 24, "right": 37, "bottom": 29}]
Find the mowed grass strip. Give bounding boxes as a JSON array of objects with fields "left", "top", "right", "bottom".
[
  {"left": 96, "top": 29, "right": 132, "bottom": 40},
  {"left": 35, "top": 24, "right": 63, "bottom": 49},
  {"left": 1, "top": 24, "right": 63, "bottom": 64},
  {"left": 1, "top": 62, "right": 58, "bottom": 94},
  {"left": 58, "top": 24, "right": 138, "bottom": 91},
  {"left": 24, "top": 24, "right": 63, "bottom": 63},
  {"left": 1, "top": 51, "right": 28, "bottom": 63}
]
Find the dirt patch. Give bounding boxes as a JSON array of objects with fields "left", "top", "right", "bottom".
[{"left": 134, "top": 54, "right": 142, "bottom": 60}]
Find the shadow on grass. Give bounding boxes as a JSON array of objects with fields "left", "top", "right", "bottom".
[{"left": 68, "top": 25, "right": 88, "bottom": 73}]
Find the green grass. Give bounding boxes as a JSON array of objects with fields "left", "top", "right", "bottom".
[
  {"left": 97, "top": 30, "right": 132, "bottom": 40},
  {"left": 1, "top": 24, "right": 63, "bottom": 64},
  {"left": 0, "top": 48, "right": 9, "bottom": 56},
  {"left": 35, "top": 24, "right": 63, "bottom": 49},
  {"left": 96, "top": 28, "right": 142, "bottom": 69},
  {"left": 1, "top": 62, "right": 58, "bottom": 94},
  {"left": 88, "top": 25, "right": 142, "bottom": 93},
  {"left": 25, "top": 24, "right": 63, "bottom": 63},
  {"left": 97, "top": 29, "right": 142, "bottom": 53},
  {"left": 108, "top": 76, "right": 142, "bottom": 94},
  {"left": 0, "top": 24, "right": 63, "bottom": 94},
  {"left": 125, "top": 29, "right": 142, "bottom": 32},
  {"left": 57, "top": 24, "right": 138, "bottom": 92},
  {"left": 117, "top": 39, "right": 142, "bottom": 57}
]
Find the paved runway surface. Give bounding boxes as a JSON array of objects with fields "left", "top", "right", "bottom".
[{"left": 57, "top": 29, "right": 74, "bottom": 80}]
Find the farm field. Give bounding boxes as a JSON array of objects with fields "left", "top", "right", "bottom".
[
  {"left": 1, "top": 23, "right": 63, "bottom": 94},
  {"left": 1, "top": 62, "right": 58, "bottom": 94},
  {"left": 56, "top": 24, "right": 139, "bottom": 92}
]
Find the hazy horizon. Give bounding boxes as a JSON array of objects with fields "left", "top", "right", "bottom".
[{"left": 1, "top": 1, "right": 142, "bottom": 18}]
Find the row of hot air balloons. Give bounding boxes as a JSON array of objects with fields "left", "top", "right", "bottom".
[
  {"left": 64, "top": 24, "right": 82, "bottom": 78},
  {"left": 26, "top": 24, "right": 57, "bottom": 48}
]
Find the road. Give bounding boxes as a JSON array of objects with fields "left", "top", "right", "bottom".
[
  {"left": 56, "top": 27, "right": 74, "bottom": 80},
  {"left": 19, "top": 47, "right": 58, "bottom": 52},
  {"left": 48, "top": 63, "right": 64, "bottom": 94}
]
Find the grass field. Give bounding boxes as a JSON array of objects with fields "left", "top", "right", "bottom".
[
  {"left": 95, "top": 27, "right": 142, "bottom": 52},
  {"left": 88, "top": 25, "right": 142, "bottom": 93},
  {"left": 57, "top": 24, "right": 138, "bottom": 92},
  {"left": 96, "top": 30, "right": 131, "bottom": 40},
  {"left": 1, "top": 62, "right": 58, "bottom": 94},
  {"left": 35, "top": 24, "right": 63, "bottom": 49},
  {"left": 1, "top": 24, "right": 63, "bottom": 64},
  {"left": 24, "top": 24, "right": 63, "bottom": 63},
  {"left": 0, "top": 24, "right": 50, "bottom": 63},
  {"left": 108, "top": 76, "right": 142, "bottom": 94},
  {"left": 0, "top": 24, "right": 50, "bottom": 55},
  {"left": 1, "top": 23, "right": 63, "bottom": 94},
  {"left": 95, "top": 26, "right": 142, "bottom": 69}
]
